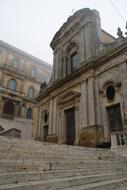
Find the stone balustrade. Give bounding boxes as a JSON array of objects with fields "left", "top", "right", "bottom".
[
  {"left": 111, "top": 131, "right": 127, "bottom": 147},
  {"left": 0, "top": 113, "right": 15, "bottom": 120}
]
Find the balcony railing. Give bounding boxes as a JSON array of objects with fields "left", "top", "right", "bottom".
[
  {"left": 116, "top": 132, "right": 127, "bottom": 146},
  {"left": 111, "top": 131, "right": 127, "bottom": 146},
  {"left": 5, "top": 65, "right": 26, "bottom": 76},
  {"left": 0, "top": 113, "right": 15, "bottom": 120}
]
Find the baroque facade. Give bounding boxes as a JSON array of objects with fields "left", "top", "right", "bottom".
[
  {"left": 35, "top": 8, "right": 127, "bottom": 147},
  {"left": 0, "top": 40, "right": 52, "bottom": 139}
]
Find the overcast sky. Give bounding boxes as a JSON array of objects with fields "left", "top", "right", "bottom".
[{"left": 0, "top": 0, "right": 126, "bottom": 65}]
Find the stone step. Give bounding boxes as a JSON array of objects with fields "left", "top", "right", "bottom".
[
  {"left": 0, "top": 137, "right": 115, "bottom": 155},
  {"left": 0, "top": 172, "right": 127, "bottom": 190},
  {"left": 0, "top": 153, "right": 113, "bottom": 163},
  {"left": 0, "top": 151, "right": 100, "bottom": 159},
  {"left": 0, "top": 169, "right": 127, "bottom": 185},
  {"left": 0, "top": 161, "right": 126, "bottom": 173},
  {"left": 61, "top": 177, "right": 127, "bottom": 190},
  {"left": 0, "top": 146, "right": 108, "bottom": 157}
]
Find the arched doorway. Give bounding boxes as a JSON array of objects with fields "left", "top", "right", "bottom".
[
  {"left": 26, "top": 108, "right": 32, "bottom": 119},
  {"left": 3, "top": 101, "right": 14, "bottom": 115}
]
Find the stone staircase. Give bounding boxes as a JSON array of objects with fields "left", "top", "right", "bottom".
[{"left": 0, "top": 136, "right": 127, "bottom": 190}]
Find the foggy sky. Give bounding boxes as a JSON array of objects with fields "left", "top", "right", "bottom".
[{"left": 0, "top": 0, "right": 126, "bottom": 65}]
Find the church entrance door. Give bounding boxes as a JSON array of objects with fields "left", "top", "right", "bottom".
[
  {"left": 65, "top": 107, "right": 75, "bottom": 145},
  {"left": 3, "top": 101, "right": 14, "bottom": 115},
  {"left": 107, "top": 104, "right": 123, "bottom": 133}
]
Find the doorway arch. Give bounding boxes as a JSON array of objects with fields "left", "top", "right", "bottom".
[{"left": 3, "top": 101, "right": 14, "bottom": 115}]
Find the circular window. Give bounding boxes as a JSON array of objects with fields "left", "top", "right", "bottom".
[{"left": 106, "top": 85, "right": 115, "bottom": 101}]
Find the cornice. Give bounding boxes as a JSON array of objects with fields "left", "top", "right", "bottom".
[{"left": 36, "top": 40, "right": 127, "bottom": 102}]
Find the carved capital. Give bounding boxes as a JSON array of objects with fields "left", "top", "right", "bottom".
[{"left": 115, "top": 82, "right": 122, "bottom": 91}]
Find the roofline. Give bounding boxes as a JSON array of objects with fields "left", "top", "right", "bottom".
[
  {"left": 36, "top": 39, "right": 127, "bottom": 101},
  {"left": 101, "top": 29, "right": 116, "bottom": 40},
  {"left": 0, "top": 40, "right": 52, "bottom": 69}
]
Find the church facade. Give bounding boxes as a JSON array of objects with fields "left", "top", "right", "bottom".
[{"left": 35, "top": 8, "right": 127, "bottom": 147}]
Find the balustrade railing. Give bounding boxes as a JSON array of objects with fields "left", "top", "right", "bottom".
[
  {"left": 112, "top": 131, "right": 127, "bottom": 146},
  {"left": 0, "top": 113, "right": 15, "bottom": 120},
  {"left": 117, "top": 132, "right": 127, "bottom": 145}
]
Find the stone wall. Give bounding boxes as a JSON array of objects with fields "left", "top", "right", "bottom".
[{"left": 0, "top": 117, "right": 32, "bottom": 139}]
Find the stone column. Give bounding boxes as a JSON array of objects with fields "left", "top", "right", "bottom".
[
  {"left": 52, "top": 98, "right": 57, "bottom": 134},
  {"left": 49, "top": 99, "right": 53, "bottom": 134},
  {"left": 62, "top": 49, "right": 66, "bottom": 78},
  {"left": 80, "top": 80, "right": 88, "bottom": 128},
  {"left": 94, "top": 77, "right": 101, "bottom": 125},
  {"left": 40, "top": 111, "right": 44, "bottom": 141},
  {"left": 54, "top": 50, "right": 59, "bottom": 80},
  {"left": 75, "top": 103, "right": 80, "bottom": 145},
  {"left": 57, "top": 106, "right": 61, "bottom": 143},
  {"left": 88, "top": 77, "right": 96, "bottom": 126},
  {"left": 37, "top": 105, "right": 41, "bottom": 138},
  {"left": 61, "top": 109, "right": 65, "bottom": 144},
  {"left": 0, "top": 96, "right": 3, "bottom": 113},
  {"left": 102, "top": 106, "right": 110, "bottom": 142}
]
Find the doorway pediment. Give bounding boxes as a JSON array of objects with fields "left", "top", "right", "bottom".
[{"left": 57, "top": 90, "right": 81, "bottom": 105}]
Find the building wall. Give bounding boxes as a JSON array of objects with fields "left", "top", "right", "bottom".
[
  {"left": 35, "top": 8, "right": 127, "bottom": 147},
  {"left": 36, "top": 48, "right": 127, "bottom": 147},
  {"left": 0, "top": 41, "right": 52, "bottom": 139}
]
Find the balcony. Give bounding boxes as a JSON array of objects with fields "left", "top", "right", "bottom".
[
  {"left": 0, "top": 113, "right": 15, "bottom": 120},
  {"left": 5, "top": 64, "right": 26, "bottom": 76}
]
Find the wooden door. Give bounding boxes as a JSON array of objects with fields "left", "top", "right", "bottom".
[
  {"left": 65, "top": 107, "right": 75, "bottom": 145},
  {"left": 107, "top": 104, "right": 123, "bottom": 132}
]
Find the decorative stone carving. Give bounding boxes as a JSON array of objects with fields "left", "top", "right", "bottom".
[
  {"left": 99, "top": 89, "right": 105, "bottom": 97},
  {"left": 117, "top": 27, "right": 124, "bottom": 39},
  {"left": 125, "top": 21, "right": 127, "bottom": 38},
  {"left": 115, "top": 82, "right": 122, "bottom": 91},
  {"left": 57, "top": 90, "right": 81, "bottom": 105},
  {"left": 39, "top": 81, "right": 47, "bottom": 93},
  {"left": 100, "top": 81, "right": 122, "bottom": 100}
]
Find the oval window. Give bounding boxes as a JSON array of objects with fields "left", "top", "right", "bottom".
[{"left": 106, "top": 85, "right": 115, "bottom": 101}]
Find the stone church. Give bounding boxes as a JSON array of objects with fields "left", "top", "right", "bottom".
[{"left": 34, "top": 8, "right": 127, "bottom": 147}]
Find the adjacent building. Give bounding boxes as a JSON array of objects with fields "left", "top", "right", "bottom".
[
  {"left": 0, "top": 40, "right": 52, "bottom": 139},
  {"left": 34, "top": 8, "right": 127, "bottom": 148}
]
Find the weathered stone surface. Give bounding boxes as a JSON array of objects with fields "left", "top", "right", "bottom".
[
  {"left": 0, "top": 136, "right": 127, "bottom": 189},
  {"left": 79, "top": 125, "right": 104, "bottom": 147},
  {"left": 34, "top": 7, "right": 127, "bottom": 148}
]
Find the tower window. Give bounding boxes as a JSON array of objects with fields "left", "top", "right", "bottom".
[
  {"left": 31, "top": 68, "right": 36, "bottom": 78},
  {"left": 12, "top": 59, "right": 19, "bottom": 69},
  {"left": 71, "top": 52, "right": 78, "bottom": 72},
  {"left": 28, "top": 87, "right": 34, "bottom": 98},
  {"left": 27, "top": 108, "right": 32, "bottom": 119}
]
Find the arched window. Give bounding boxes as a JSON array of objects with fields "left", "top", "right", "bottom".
[
  {"left": 12, "top": 59, "right": 19, "bottom": 69},
  {"left": 28, "top": 87, "right": 34, "bottom": 98},
  {"left": 21, "top": 105, "right": 26, "bottom": 118},
  {"left": 27, "top": 108, "right": 32, "bottom": 119},
  {"left": 8, "top": 79, "right": 16, "bottom": 91},
  {"left": 31, "top": 68, "right": 36, "bottom": 78},
  {"left": 71, "top": 52, "right": 78, "bottom": 72},
  {"left": 66, "top": 42, "right": 79, "bottom": 75},
  {"left": 3, "top": 101, "right": 14, "bottom": 115}
]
